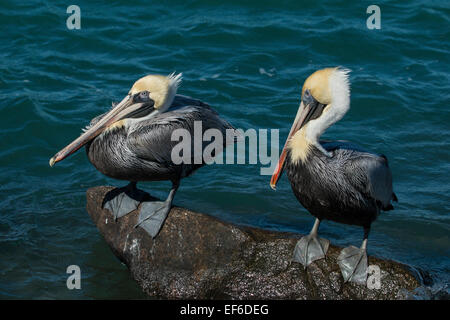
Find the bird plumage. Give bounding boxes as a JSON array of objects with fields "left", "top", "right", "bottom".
[
  {"left": 86, "top": 94, "right": 234, "bottom": 182},
  {"left": 270, "top": 67, "right": 397, "bottom": 282},
  {"left": 286, "top": 140, "right": 396, "bottom": 227},
  {"left": 49, "top": 73, "right": 235, "bottom": 239}
]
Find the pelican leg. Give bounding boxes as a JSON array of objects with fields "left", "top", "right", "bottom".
[
  {"left": 103, "top": 182, "right": 149, "bottom": 220},
  {"left": 293, "top": 218, "right": 330, "bottom": 268},
  {"left": 337, "top": 227, "right": 369, "bottom": 285},
  {"left": 134, "top": 182, "right": 179, "bottom": 238}
]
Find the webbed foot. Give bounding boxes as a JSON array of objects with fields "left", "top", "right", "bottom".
[
  {"left": 337, "top": 245, "right": 368, "bottom": 284},
  {"left": 134, "top": 182, "right": 179, "bottom": 238},
  {"left": 134, "top": 200, "right": 172, "bottom": 238},
  {"left": 292, "top": 218, "right": 329, "bottom": 267},
  {"left": 293, "top": 234, "right": 329, "bottom": 267},
  {"left": 103, "top": 182, "right": 149, "bottom": 220}
]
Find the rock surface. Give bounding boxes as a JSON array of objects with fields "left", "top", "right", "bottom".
[{"left": 87, "top": 186, "right": 421, "bottom": 299}]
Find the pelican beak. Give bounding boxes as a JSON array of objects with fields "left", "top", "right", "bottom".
[
  {"left": 49, "top": 93, "right": 153, "bottom": 167},
  {"left": 270, "top": 92, "right": 325, "bottom": 190}
]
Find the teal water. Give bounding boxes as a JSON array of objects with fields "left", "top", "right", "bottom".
[{"left": 0, "top": 0, "right": 449, "bottom": 299}]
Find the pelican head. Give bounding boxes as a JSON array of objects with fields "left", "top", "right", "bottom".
[
  {"left": 270, "top": 67, "right": 351, "bottom": 189},
  {"left": 129, "top": 72, "right": 182, "bottom": 114},
  {"left": 49, "top": 72, "right": 182, "bottom": 166}
]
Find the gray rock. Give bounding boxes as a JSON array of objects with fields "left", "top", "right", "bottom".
[{"left": 87, "top": 186, "right": 421, "bottom": 299}]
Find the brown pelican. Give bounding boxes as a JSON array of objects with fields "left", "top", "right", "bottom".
[
  {"left": 270, "top": 68, "right": 397, "bottom": 284},
  {"left": 49, "top": 73, "right": 235, "bottom": 238}
]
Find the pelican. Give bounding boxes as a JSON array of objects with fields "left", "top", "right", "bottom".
[
  {"left": 270, "top": 68, "right": 397, "bottom": 284},
  {"left": 50, "top": 73, "right": 235, "bottom": 238}
]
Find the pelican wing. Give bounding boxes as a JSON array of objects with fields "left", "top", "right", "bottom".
[
  {"left": 170, "top": 94, "right": 212, "bottom": 110},
  {"left": 127, "top": 97, "right": 234, "bottom": 171},
  {"left": 322, "top": 141, "right": 396, "bottom": 210}
]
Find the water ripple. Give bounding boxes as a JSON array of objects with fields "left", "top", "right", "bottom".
[{"left": 0, "top": 0, "right": 448, "bottom": 298}]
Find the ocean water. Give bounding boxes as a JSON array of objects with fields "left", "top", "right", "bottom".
[{"left": 0, "top": 0, "right": 449, "bottom": 299}]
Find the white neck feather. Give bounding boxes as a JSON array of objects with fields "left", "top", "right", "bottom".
[{"left": 305, "top": 68, "right": 351, "bottom": 146}]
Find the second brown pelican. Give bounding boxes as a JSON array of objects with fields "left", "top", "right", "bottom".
[
  {"left": 50, "top": 73, "right": 235, "bottom": 238},
  {"left": 270, "top": 68, "right": 397, "bottom": 284}
]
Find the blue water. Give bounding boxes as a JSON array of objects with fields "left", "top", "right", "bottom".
[{"left": 0, "top": 0, "right": 449, "bottom": 299}]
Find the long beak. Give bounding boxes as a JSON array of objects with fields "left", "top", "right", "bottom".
[
  {"left": 270, "top": 101, "right": 314, "bottom": 190},
  {"left": 49, "top": 94, "right": 138, "bottom": 167}
]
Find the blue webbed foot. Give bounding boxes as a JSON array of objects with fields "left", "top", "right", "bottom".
[
  {"left": 134, "top": 182, "right": 179, "bottom": 238},
  {"left": 102, "top": 182, "right": 150, "bottom": 220},
  {"left": 293, "top": 234, "right": 329, "bottom": 267},
  {"left": 134, "top": 200, "right": 172, "bottom": 238},
  {"left": 292, "top": 218, "right": 329, "bottom": 268},
  {"left": 337, "top": 245, "right": 368, "bottom": 284},
  {"left": 337, "top": 228, "right": 370, "bottom": 284}
]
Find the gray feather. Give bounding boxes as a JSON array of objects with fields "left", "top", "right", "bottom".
[
  {"left": 86, "top": 94, "right": 235, "bottom": 182},
  {"left": 286, "top": 140, "right": 396, "bottom": 227},
  {"left": 322, "top": 141, "right": 394, "bottom": 209}
]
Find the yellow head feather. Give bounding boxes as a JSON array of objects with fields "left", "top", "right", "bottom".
[
  {"left": 129, "top": 73, "right": 182, "bottom": 110},
  {"left": 301, "top": 67, "right": 336, "bottom": 105},
  {"left": 289, "top": 67, "right": 345, "bottom": 164}
]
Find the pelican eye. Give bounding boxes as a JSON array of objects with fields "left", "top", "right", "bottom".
[
  {"left": 302, "top": 89, "right": 317, "bottom": 106},
  {"left": 303, "top": 89, "right": 311, "bottom": 100},
  {"left": 133, "top": 90, "right": 151, "bottom": 103}
]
